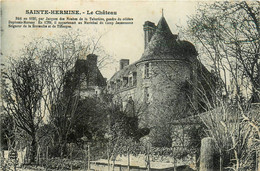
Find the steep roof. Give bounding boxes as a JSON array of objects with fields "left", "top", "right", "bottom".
[
  {"left": 156, "top": 16, "right": 173, "bottom": 37},
  {"left": 74, "top": 59, "right": 106, "bottom": 87},
  {"left": 110, "top": 62, "right": 137, "bottom": 82},
  {"left": 137, "top": 16, "right": 197, "bottom": 64},
  {"left": 109, "top": 16, "right": 198, "bottom": 81}
]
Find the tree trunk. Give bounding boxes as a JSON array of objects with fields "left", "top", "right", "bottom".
[
  {"left": 196, "top": 152, "right": 200, "bottom": 171},
  {"left": 30, "top": 134, "right": 37, "bottom": 164},
  {"left": 173, "top": 157, "right": 177, "bottom": 171},
  {"left": 58, "top": 133, "right": 67, "bottom": 158},
  {"left": 60, "top": 142, "right": 67, "bottom": 158},
  {"left": 219, "top": 155, "right": 223, "bottom": 171},
  {"left": 46, "top": 146, "right": 49, "bottom": 169},
  {"left": 257, "top": 150, "right": 260, "bottom": 171},
  {"left": 251, "top": 88, "right": 260, "bottom": 103}
]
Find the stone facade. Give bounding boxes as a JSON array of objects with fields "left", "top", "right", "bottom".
[{"left": 107, "top": 15, "right": 212, "bottom": 146}]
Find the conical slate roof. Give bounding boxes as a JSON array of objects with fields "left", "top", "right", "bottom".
[
  {"left": 138, "top": 16, "right": 197, "bottom": 63},
  {"left": 156, "top": 16, "right": 173, "bottom": 37}
]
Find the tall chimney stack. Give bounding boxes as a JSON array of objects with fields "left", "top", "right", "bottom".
[
  {"left": 120, "top": 59, "right": 129, "bottom": 70},
  {"left": 143, "top": 21, "right": 156, "bottom": 50},
  {"left": 87, "top": 54, "right": 98, "bottom": 67}
]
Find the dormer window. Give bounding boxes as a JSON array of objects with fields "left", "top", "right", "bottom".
[
  {"left": 123, "top": 77, "right": 128, "bottom": 87},
  {"left": 145, "top": 63, "right": 150, "bottom": 78},
  {"left": 129, "top": 76, "right": 133, "bottom": 86},
  {"left": 116, "top": 79, "right": 121, "bottom": 90},
  {"left": 110, "top": 81, "right": 115, "bottom": 90}
]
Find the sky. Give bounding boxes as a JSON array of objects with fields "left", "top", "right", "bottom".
[{"left": 1, "top": 0, "right": 207, "bottom": 79}]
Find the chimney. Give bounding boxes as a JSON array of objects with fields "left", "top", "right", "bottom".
[
  {"left": 86, "top": 54, "right": 98, "bottom": 67},
  {"left": 120, "top": 59, "right": 129, "bottom": 70},
  {"left": 143, "top": 21, "right": 156, "bottom": 49}
]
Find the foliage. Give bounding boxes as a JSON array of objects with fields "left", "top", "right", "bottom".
[
  {"left": 42, "top": 158, "right": 85, "bottom": 170},
  {"left": 1, "top": 158, "right": 15, "bottom": 171},
  {"left": 104, "top": 102, "right": 147, "bottom": 169},
  {"left": 186, "top": 121, "right": 207, "bottom": 157},
  {"left": 0, "top": 113, "right": 15, "bottom": 150},
  {"left": 185, "top": 2, "right": 260, "bottom": 170},
  {"left": 187, "top": 1, "right": 260, "bottom": 103},
  {"left": 2, "top": 56, "right": 45, "bottom": 163},
  {"left": 199, "top": 102, "right": 258, "bottom": 170},
  {"left": 67, "top": 97, "right": 108, "bottom": 144}
]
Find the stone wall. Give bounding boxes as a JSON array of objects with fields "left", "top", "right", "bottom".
[
  {"left": 108, "top": 55, "right": 204, "bottom": 148},
  {"left": 135, "top": 59, "right": 195, "bottom": 146}
]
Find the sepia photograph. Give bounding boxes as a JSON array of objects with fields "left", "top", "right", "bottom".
[{"left": 1, "top": 0, "right": 259, "bottom": 170}]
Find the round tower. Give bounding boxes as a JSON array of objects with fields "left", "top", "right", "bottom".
[{"left": 136, "top": 15, "right": 198, "bottom": 147}]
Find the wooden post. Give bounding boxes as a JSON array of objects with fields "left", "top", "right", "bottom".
[
  {"left": 84, "top": 147, "right": 86, "bottom": 171},
  {"left": 46, "top": 146, "right": 48, "bottom": 162},
  {"left": 21, "top": 148, "right": 24, "bottom": 167},
  {"left": 107, "top": 144, "right": 110, "bottom": 171},
  {"left": 127, "top": 148, "right": 130, "bottom": 171},
  {"left": 45, "top": 146, "right": 48, "bottom": 170},
  {"left": 88, "top": 143, "right": 90, "bottom": 171},
  {"left": 70, "top": 144, "right": 73, "bottom": 171},
  {"left": 147, "top": 143, "right": 150, "bottom": 171},
  {"left": 37, "top": 146, "right": 40, "bottom": 165},
  {"left": 107, "top": 144, "right": 109, "bottom": 171},
  {"left": 257, "top": 150, "right": 260, "bottom": 171},
  {"left": 14, "top": 160, "right": 16, "bottom": 171},
  {"left": 172, "top": 147, "right": 177, "bottom": 171},
  {"left": 173, "top": 157, "right": 177, "bottom": 171}
]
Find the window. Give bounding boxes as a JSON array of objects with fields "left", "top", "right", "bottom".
[
  {"left": 145, "top": 63, "right": 150, "bottom": 78},
  {"left": 116, "top": 79, "right": 121, "bottom": 89},
  {"left": 129, "top": 77, "right": 133, "bottom": 86},
  {"left": 133, "top": 72, "right": 137, "bottom": 86},
  {"left": 144, "top": 87, "right": 149, "bottom": 102},
  {"left": 123, "top": 77, "right": 128, "bottom": 87},
  {"left": 110, "top": 81, "right": 115, "bottom": 90}
]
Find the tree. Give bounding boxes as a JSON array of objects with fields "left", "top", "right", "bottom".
[
  {"left": 187, "top": 1, "right": 260, "bottom": 103},
  {"left": 187, "top": 1, "right": 260, "bottom": 170},
  {"left": 198, "top": 101, "right": 258, "bottom": 171},
  {"left": 184, "top": 2, "right": 260, "bottom": 169},
  {"left": 2, "top": 30, "right": 113, "bottom": 161},
  {"left": 2, "top": 56, "right": 45, "bottom": 163}
]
